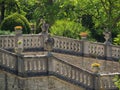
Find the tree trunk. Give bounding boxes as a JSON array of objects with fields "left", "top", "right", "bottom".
[
  {"left": 1, "top": 1, "right": 5, "bottom": 23},
  {"left": 48, "top": 0, "right": 53, "bottom": 5}
]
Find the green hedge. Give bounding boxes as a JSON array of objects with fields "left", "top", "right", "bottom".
[
  {"left": 50, "top": 19, "right": 88, "bottom": 39},
  {"left": 0, "top": 13, "right": 30, "bottom": 34},
  {"left": 0, "top": 30, "right": 14, "bottom": 35}
]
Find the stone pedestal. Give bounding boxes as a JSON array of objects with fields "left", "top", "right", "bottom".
[{"left": 14, "top": 26, "right": 23, "bottom": 54}]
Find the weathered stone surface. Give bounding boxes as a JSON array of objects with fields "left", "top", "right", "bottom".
[{"left": 0, "top": 70, "right": 84, "bottom": 90}]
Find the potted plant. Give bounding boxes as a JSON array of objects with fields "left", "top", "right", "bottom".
[
  {"left": 14, "top": 26, "right": 22, "bottom": 30},
  {"left": 91, "top": 63, "right": 100, "bottom": 73},
  {"left": 14, "top": 40, "right": 23, "bottom": 54},
  {"left": 17, "top": 40, "right": 22, "bottom": 45},
  {"left": 80, "top": 32, "right": 88, "bottom": 39},
  {"left": 14, "top": 26, "right": 22, "bottom": 34}
]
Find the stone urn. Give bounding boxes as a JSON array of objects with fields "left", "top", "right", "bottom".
[{"left": 44, "top": 34, "right": 54, "bottom": 56}]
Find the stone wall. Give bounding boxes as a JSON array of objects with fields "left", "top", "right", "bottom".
[{"left": 0, "top": 70, "right": 84, "bottom": 90}]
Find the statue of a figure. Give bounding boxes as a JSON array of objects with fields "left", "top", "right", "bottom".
[
  {"left": 41, "top": 19, "right": 49, "bottom": 34},
  {"left": 103, "top": 28, "right": 111, "bottom": 45}
]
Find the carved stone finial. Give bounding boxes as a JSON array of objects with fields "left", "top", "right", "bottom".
[{"left": 103, "top": 28, "right": 111, "bottom": 45}]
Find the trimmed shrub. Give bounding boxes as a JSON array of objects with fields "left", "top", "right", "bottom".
[
  {"left": 50, "top": 19, "right": 89, "bottom": 39},
  {"left": 0, "top": 30, "right": 14, "bottom": 35},
  {"left": 0, "top": 13, "right": 30, "bottom": 34}
]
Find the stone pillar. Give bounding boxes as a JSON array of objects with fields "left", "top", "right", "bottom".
[
  {"left": 103, "top": 29, "right": 112, "bottom": 60},
  {"left": 17, "top": 55, "right": 25, "bottom": 77},
  {"left": 105, "top": 44, "right": 112, "bottom": 60},
  {"left": 80, "top": 32, "right": 90, "bottom": 57},
  {"left": 14, "top": 26, "right": 23, "bottom": 54},
  {"left": 92, "top": 73, "right": 101, "bottom": 90},
  {"left": 83, "top": 41, "right": 90, "bottom": 57},
  {"left": 47, "top": 56, "right": 55, "bottom": 75}
]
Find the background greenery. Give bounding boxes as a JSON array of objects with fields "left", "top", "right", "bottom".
[{"left": 0, "top": 0, "right": 120, "bottom": 43}]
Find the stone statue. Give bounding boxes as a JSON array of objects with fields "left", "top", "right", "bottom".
[
  {"left": 103, "top": 28, "right": 111, "bottom": 45},
  {"left": 41, "top": 19, "right": 49, "bottom": 34}
]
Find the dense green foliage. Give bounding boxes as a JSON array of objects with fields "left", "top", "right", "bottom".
[
  {"left": 0, "top": 30, "right": 14, "bottom": 35},
  {"left": 114, "top": 75, "right": 120, "bottom": 89},
  {"left": 0, "top": 0, "right": 20, "bottom": 22},
  {"left": 32, "top": 0, "right": 120, "bottom": 42},
  {"left": 50, "top": 19, "right": 92, "bottom": 40},
  {"left": 0, "top": 0, "right": 120, "bottom": 42},
  {"left": 0, "top": 13, "right": 30, "bottom": 34},
  {"left": 114, "top": 34, "right": 120, "bottom": 45}
]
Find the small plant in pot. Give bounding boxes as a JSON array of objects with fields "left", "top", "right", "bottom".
[{"left": 91, "top": 63, "right": 100, "bottom": 73}]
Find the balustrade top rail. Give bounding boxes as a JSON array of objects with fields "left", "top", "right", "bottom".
[{"left": 0, "top": 34, "right": 120, "bottom": 60}]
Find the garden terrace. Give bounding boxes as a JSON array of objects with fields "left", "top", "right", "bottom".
[{"left": 0, "top": 33, "right": 120, "bottom": 90}]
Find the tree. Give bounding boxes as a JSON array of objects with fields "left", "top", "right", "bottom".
[
  {"left": 74, "top": 0, "right": 120, "bottom": 42},
  {"left": 0, "top": 0, "right": 20, "bottom": 23}
]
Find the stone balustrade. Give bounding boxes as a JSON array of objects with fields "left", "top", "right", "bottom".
[
  {"left": 53, "top": 36, "right": 82, "bottom": 54},
  {"left": 0, "top": 35, "right": 15, "bottom": 49},
  {"left": 50, "top": 56, "right": 94, "bottom": 90},
  {"left": 23, "top": 55, "right": 48, "bottom": 74},
  {"left": 88, "top": 42, "right": 105, "bottom": 57},
  {"left": 98, "top": 73, "right": 118, "bottom": 90},
  {"left": 0, "top": 34, "right": 120, "bottom": 60},
  {"left": 0, "top": 48, "right": 17, "bottom": 72},
  {"left": 0, "top": 48, "right": 118, "bottom": 90},
  {"left": 23, "top": 34, "right": 43, "bottom": 50},
  {"left": 112, "top": 45, "right": 120, "bottom": 60}
]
